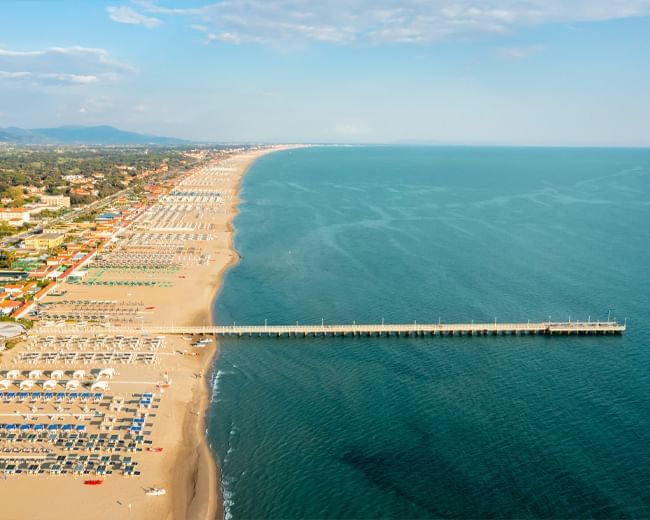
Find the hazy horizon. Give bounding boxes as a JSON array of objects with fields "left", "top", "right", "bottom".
[{"left": 1, "top": 0, "right": 649, "bottom": 146}]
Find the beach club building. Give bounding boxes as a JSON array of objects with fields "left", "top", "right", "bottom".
[
  {"left": 0, "top": 300, "right": 22, "bottom": 316},
  {"left": 0, "top": 208, "right": 30, "bottom": 226},
  {"left": 40, "top": 195, "right": 71, "bottom": 208},
  {"left": 23, "top": 233, "right": 65, "bottom": 250}
]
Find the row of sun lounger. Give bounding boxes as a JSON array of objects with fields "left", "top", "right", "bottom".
[
  {"left": 0, "top": 453, "right": 141, "bottom": 476},
  {"left": 17, "top": 352, "right": 158, "bottom": 365},
  {"left": 1, "top": 391, "right": 103, "bottom": 402}
]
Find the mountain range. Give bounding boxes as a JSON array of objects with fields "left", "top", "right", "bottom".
[{"left": 0, "top": 125, "right": 189, "bottom": 145}]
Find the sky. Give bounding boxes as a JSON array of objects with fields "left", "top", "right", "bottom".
[{"left": 0, "top": 0, "right": 649, "bottom": 145}]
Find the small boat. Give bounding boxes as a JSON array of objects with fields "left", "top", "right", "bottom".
[
  {"left": 145, "top": 306, "right": 156, "bottom": 310},
  {"left": 145, "top": 488, "right": 166, "bottom": 496},
  {"left": 84, "top": 479, "right": 103, "bottom": 486},
  {"left": 146, "top": 447, "right": 163, "bottom": 453}
]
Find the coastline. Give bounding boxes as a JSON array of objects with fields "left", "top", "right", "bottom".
[
  {"left": 0, "top": 145, "right": 302, "bottom": 520},
  {"left": 184, "top": 145, "right": 303, "bottom": 520}
]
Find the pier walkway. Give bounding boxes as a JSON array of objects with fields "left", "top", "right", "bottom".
[{"left": 34, "top": 320, "right": 626, "bottom": 337}]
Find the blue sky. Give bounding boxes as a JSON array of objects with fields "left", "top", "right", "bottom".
[{"left": 1, "top": 0, "right": 649, "bottom": 145}]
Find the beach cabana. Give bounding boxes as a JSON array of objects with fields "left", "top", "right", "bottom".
[
  {"left": 65, "top": 380, "right": 80, "bottom": 391},
  {"left": 90, "top": 381, "right": 109, "bottom": 392},
  {"left": 6, "top": 370, "right": 20, "bottom": 380},
  {"left": 96, "top": 368, "right": 116, "bottom": 379},
  {"left": 50, "top": 370, "right": 64, "bottom": 380},
  {"left": 42, "top": 380, "right": 57, "bottom": 390},
  {"left": 19, "top": 380, "right": 35, "bottom": 391},
  {"left": 72, "top": 370, "right": 85, "bottom": 380},
  {"left": 28, "top": 369, "right": 43, "bottom": 379}
]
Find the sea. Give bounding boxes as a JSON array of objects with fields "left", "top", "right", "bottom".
[{"left": 208, "top": 146, "right": 650, "bottom": 519}]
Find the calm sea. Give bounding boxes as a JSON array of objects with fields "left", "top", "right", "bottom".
[{"left": 209, "top": 146, "right": 650, "bottom": 519}]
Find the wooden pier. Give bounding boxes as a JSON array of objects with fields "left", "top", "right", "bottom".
[{"left": 34, "top": 320, "right": 626, "bottom": 337}]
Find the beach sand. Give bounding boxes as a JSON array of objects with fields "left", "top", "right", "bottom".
[{"left": 0, "top": 145, "right": 299, "bottom": 519}]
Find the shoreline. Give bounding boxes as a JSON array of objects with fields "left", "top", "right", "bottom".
[
  {"left": 185, "top": 145, "right": 305, "bottom": 520},
  {"left": 0, "top": 145, "right": 303, "bottom": 520}
]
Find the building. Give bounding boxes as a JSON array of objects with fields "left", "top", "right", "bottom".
[
  {"left": 0, "top": 271, "right": 29, "bottom": 282},
  {"left": 0, "top": 208, "right": 30, "bottom": 226},
  {"left": 1, "top": 284, "right": 24, "bottom": 297},
  {"left": 41, "top": 195, "right": 71, "bottom": 208},
  {"left": 23, "top": 233, "right": 65, "bottom": 250},
  {"left": 0, "top": 300, "right": 22, "bottom": 316}
]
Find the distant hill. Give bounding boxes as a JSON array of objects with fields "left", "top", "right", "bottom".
[{"left": 0, "top": 125, "right": 189, "bottom": 145}]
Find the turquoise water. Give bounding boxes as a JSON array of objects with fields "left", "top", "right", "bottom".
[{"left": 209, "top": 146, "right": 650, "bottom": 519}]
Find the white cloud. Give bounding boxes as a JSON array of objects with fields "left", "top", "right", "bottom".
[
  {"left": 495, "top": 44, "right": 545, "bottom": 59},
  {"left": 0, "top": 70, "right": 32, "bottom": 79},
  {"left": 106, "top": 6, "right": 162, "bottom": 28},
  {"left": 42, "top": 73, "right": 100, "bottom": 84},
  {"left": 135, "top": 0, "right": 650, "bottom": 45},
  {"left": 0, "top": 46, "right": 132, "bottom": 87}
]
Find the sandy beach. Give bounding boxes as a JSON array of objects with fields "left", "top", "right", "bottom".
[{"left": 0, "top": 145, "right": 298, "bottom": 519}]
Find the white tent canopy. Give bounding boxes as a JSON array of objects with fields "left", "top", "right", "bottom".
[
  {"left": 42, "top": 380, "right": 57, "bottom": 390},
  {"left": 28, "top": 369, "right": 43, "bottom": 379},
  {"left": 65, "top": 380, "right": 80, "bottom": 390},
  {"left": 97, "top": 368, "right": 116, "bottom": 379},
  {"left": 6, "top": 370, "right": 20, "bottom": 380},
  {"left": 0, "top": 322, "right": 23, "bottom": 339},
  {"left": 19, "top": 380, "right": 34, "bottom": 390},
  {"left": 90, "top": 381, "right": 109, "bottom": 391},
  {"left": 0, "top": 380, "right": 11, "bottom": 390},
  {"left": 72, "top": 370, "right": 85, "bottom": 380},
  {"left": 50, "top": 370, "right": 64, "bottom": 380}
]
